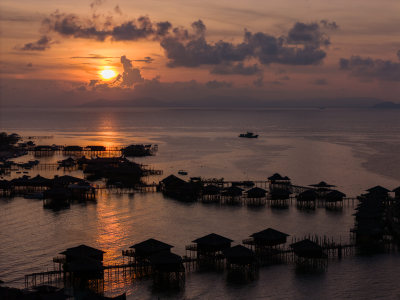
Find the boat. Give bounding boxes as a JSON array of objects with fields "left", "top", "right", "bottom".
[
  {"left": 178, "top": 170, "right": 188, "bottom": 175},
  {"left": 239, "top": 132, "right": 258, "bottom": 138}
]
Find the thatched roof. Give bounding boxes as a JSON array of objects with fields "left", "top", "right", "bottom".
[
  {"left": 246, "top": 187, "right": 267, "bottom": 198},
  {"left": 366, "top": 186, "right": 390, "bottom": 194},
  {"left": 160, "top": 175, "right": 186, "bottom": 187},
  {"left": 192, "top": 233, "right": 233, "bottom": 246},
  {"left": 268, "top": 173, "right": 283, "bottom": 181},
  {"left": 60, "top": 244, "right": 105, "bottom": 258},
  {"left": 250, "top": 228, "right": 289, "bottom": 241},
  {"left": 29, "top": 175, "right": 53, "bottom": 186},
  {"left": 309, "top": 181, "right": 336, "bottom": 188},
  {"left": 202, "top": 185, "right": 221, "bottom": 195},
  {"left": 222, "top": 186, "right": 243, "bottom": 197},
  {"left": 325, "top": 190, "right": 346, "bottom": 202},
  {"left": 130, "top": 238, "right": 173, "bottom": 254}
]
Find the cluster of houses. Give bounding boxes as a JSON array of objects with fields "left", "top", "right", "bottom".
[
  {"left": 158, "top": 173, "right": 348, "bottom": 209},
  {"left": 352, "top": 185, "right": 400, "bottom": 250}
]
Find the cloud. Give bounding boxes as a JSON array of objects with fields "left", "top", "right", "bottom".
[
  {"left": 339, "top": 54, "right": 400, "bottom": 81},
  {"left": 205, "top": 80, "right": 232, "bottom": 89},
  {"left": 70, "top": 54, "right": 117, "bottom": 59},
  {"left": 287, "top": 22, "right": 330, "bottom": 47},
  {"left": 18, "top": 36, "right": 53, "bottom": 51},
  {"left": 397, "top": 50, "right": 400, "bottom": 60},
  {"left": 90, "top": 0, "right": 105, "bottom": 9},
  {"left": 320, "top": 20, "right": 339, "bottom": 30},
  {"left": 211, "top": 62, "right": 261, "bottom": 75},
  {"left": 161, "top": 21, "right": 331, "bottom": 68},
  {"left": 119, "top": 55, "right": 144, "bottom": 86},
  {"left": 42, "top": 11, "right": 172, "bottom": 42}
]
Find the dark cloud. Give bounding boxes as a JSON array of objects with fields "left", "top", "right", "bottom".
[
  {"left": 339, "top": 54, "right": 400, "bottom": 81},
  {"left": 18, "top": 36, "right": 53, "bottom": 51},
  {"left": 397, "top": 50, "right": 400, "bottom": 60},
  {"left": 118, "top": 56, "right": 144, "bottom": 87},
  {"left": 42, "top": 12, "right": 109, "bottom": 41},
  {"left": 211, "top": 62, "right": 261, "bottom": 75},
  {"left": 320, "top": 20, "right": 339, "bottom": 30},
  {"left": 90, "top": 0, "right": 105, "bottom": 9},
  {"left": 161, "top": 21, "right": 331, "bottom": 68},
  {"left": 27, "top": 63, "right": 33, "bottom": 67},
  {"left": 287, "top": 22, "right": 330, "bottom": 47},
  {"left": 42, "top": 12, "right": 172, "bottom": 42},
  {"left": 313, "top": 78, "right": 328, "bottom": 85},
  {"left": 70, "top": 54, "right": 117, "bottom": 59},
  {"left": 134, "top": 56, "right": 154, "bottom": 63},
  {"left": 205, "top": 80, "right": 232, "bottom": 89}
]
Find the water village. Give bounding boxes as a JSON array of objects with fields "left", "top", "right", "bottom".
[{"left": 1, "top": 132, "right": 400, "bottom": 299}]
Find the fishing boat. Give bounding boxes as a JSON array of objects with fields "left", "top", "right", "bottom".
[
  {"left": 239, "top": 132, "right": 258, "bottom": 138},
  {"left": 178, "top": 170, "right": 188, "bottom": 175}
]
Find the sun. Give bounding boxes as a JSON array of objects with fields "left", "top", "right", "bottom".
[{"left": 99, "top": 69, "right": 117, "bottom": 80}]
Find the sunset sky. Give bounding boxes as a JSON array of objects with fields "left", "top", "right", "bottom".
[{"left": 0, "top": 0, "right": 399, "bottom": 106}]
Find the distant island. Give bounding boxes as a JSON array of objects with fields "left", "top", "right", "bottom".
[{"left": 372, "top": 101, "right": 400, "bottom": 109}]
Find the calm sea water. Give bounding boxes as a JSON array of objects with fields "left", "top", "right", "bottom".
[{"left": 1, "top": 107, "right": 400, "bottom": 299}]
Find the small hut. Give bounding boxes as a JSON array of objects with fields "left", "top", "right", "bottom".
[
  {"left": 123, "top": 238, "right": 174, "bottom": 277},
  {"left": 221, "top": 186, "right": 243, "bottom": 205},
  {"left": 309, "top": 181, "right": 336, "bottom": 196},
  {"left": 159, "top": 175, "right": 199, "bottom": 201},
  {"left": 124, "top": 238, "right": 173, "bottom": 262},
  {"left": 290, "top": 239, "right": 327, "bottom": 271},
  {"left": 223, "top": 245, "right": 257, "bottom": 281},
  {"left": 296, "top": 190, "right": 317, "bottom": 209},
  {"left": 365, "top": 186, "right": 390, "bottom": 202},
  {"left": 325, "top": 190, "right": 346, "bottom": 209},
  {"left": 187, "top": 233, "right": 233, "bottom": 268},
  {"left": 243, "top": 228, "right": 289, "bottom": 263},
  {"left": 268, "top": 173, "right": 291, "bottom": 203},
  {"left": 246, "top": 187, "right": 267, "bottom": 206},
  {"left": 201, "top": 185, "right": 221, "bottom": 203},
  {"left": 57, "top": 244, "right": 105, "bottom": 286}
]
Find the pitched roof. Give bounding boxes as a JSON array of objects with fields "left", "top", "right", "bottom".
[
  {"left": 366, "top": 186, "right": 390, "bottom": 193},
  {"left": 268, "top": 173, "right": 283, "bottom": 181},
  {"left": 160, "top": 174, "right": 186, "bottom": 186},
  {"left": 325, "top": 190, "right": 346, "bottom": 201},
  {"left": 60, "top": 244, "right": 105, "bottom": 257},
  {"left": 222, "top": 186, "right": 243, "bottom": 196},
  {"left": 246, "top": 187, "right": 267, "bottom": 197},
  {"left": 309, "top": 181, "right": 336, "bottom": 188},
  {"left": 250, "top": 228, "right": 289, "bottom": 240},
  {"left": 202, "top": 185, "right": 221, "bottom": 195},
  {"left": 192, "top": 233, "right": 233, "bottom": 245},
  {"left": 129, "top": 238, "right": 173, "bottom": 253}
]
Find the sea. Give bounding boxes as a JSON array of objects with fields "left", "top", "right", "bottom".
[{"left": 1, "top": 107, "right": 400, "bottom": 299}]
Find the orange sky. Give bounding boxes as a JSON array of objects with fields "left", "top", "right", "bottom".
[{"left": 0, "top": 0, "right": 399, "bottom": 106}]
